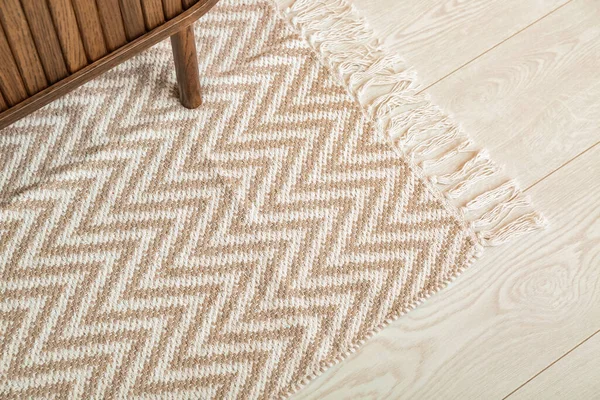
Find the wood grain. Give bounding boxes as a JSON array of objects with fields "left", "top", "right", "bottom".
[
  {"left": 119, "top": 0, "right": 147, "bottom": 40},
  {"left": 426, "top": 0, "right": 600, "bottom": 189},
  {"left": 163, "top": 0, "right": 183, "bottom": 20},
  {"left": 509, "top": 331, "right": 600, "bottom": 399},
  {"left": 0, "top": 92, "right": 7, "bottom": 112},
  {"left": 0, "top": 0, "right": 219, "bottom": 130},
  {"left": 96, "top": 0, "right": 128, "bottom": 51},
  {"left": 170, "top": 25, "right": 202, "bottom": 108},
  {"left": 20, "top": 0, "right": 68, "bottom": 84},
  {"left": 0, "top": 24, "right": 28, "bottom": 106},
  {"left": 71, "top": 0, "right": 108, "bottom": 61},
  {"left": 181, "top": 0, "right": 195, "bottom": 9},
  {"left": 0, "top": 0, "right": 48, "bottom": 95},
  {"left": 294, "top": 142, "right": 600, "bottom": 399},
  {"left": 0, "top": 0, "right": 595, "bottom": 394},
  {"left": 47, "top": 0, "right": 88, "bottom": 73},
  {"left": 141, "top": 0, "right": 166, "bottom": 30},
  {"left": 289, "top": 0, "right": 600, "bottom": 398},
  {"left": 349, "top": 0, "right": 568, "bottom": 89}
]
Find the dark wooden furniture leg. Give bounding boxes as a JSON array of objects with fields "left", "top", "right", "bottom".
[{"left": 170, "top": 24, "right": 202, "bottom": 109}]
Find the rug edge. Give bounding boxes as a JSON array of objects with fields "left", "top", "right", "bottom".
[
  {"left": 276, "top": 0, "right": 546, "bottom": 254},
  {"left": 272, "top": 1, "right": 546, "bottom": 397},
  {"left": 280, "top": 249, "right": 479, "bottom": 399}
]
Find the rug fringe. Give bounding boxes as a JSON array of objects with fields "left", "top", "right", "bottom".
[{"left": 280, "top": 0, "right": 546, "bottom": 248}]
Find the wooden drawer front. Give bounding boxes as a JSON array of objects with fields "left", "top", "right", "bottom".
[{"left": 0, "top": 0, "right": 198, "bottom": 110}]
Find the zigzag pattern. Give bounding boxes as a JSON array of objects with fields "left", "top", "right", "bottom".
[{"left": 0, "top": 1, "right": 477, "bottom": 398}]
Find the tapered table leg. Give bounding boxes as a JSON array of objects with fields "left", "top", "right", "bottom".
[{"left": 170, "top": 24, "right": 202, "bottom": 109}]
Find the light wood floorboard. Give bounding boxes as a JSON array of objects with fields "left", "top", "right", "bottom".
[
  {"left": 294, "top": 142, "right": 600, "bottom": 399},
  {"left": 426, "top": 0, "right": 600, "bottom": 188},
  {"left": 351, "top": 0, "right": 568, "bottom": 89},
  {"left": 507, "top": 330, "right": 600, "bottom": 399},
  {"left": 292, "top": 0, "right": 600, "bottom": 398}
]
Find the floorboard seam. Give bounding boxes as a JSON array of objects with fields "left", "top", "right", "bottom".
[
  {"left": 416, "top": 0, "right": 574, "bottom": 95},
  {"left": 502, "top": 329, "right": 600, "bottom": 399}
]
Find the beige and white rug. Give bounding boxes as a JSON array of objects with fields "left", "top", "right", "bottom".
[{"left": 0, "top": 0, "right": 543, "bottom": 398}]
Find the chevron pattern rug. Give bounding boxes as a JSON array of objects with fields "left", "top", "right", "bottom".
[{"left": 0, "top": 0, "right": 542, "bottom": 398}]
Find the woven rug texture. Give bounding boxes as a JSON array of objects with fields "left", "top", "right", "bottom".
[{"left": 0, "top": 0, "right": 537, "bottom": 398}]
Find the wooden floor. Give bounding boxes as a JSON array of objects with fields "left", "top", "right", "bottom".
[{"left": 293, "top": 0, "right": 600, "bottom": 398}]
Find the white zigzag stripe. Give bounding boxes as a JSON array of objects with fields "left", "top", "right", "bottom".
[{"left": 0, "top": 0, "right": 478, "bottom": 398}]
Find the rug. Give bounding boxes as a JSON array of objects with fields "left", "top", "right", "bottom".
[{"left": 0, "top": 0, "right": 543, "bottom": 398}]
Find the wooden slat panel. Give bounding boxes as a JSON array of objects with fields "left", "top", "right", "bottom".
[
  {"left": 71, "top": 0, "right": 108, "bottom": 61},
  {"left": 163, "top": 0, "right": 183, "bottom": 20},
  {"left": 20, "top": 0, "right": 68, "bottom": 84},
  {"left": 0, "top": 24, "right": 27, "bottom": 106},
  {"left": 119, "top": 0, "right": 146, "bottom": 41},
  {"left": 96, "top": 0, "right": 128, "bottom": 51},
  {"left": 0, "top": 0, "right": 48, "bottom": 95},
  {"left": 47, "top": 0, "right": 88, "bottom": 73},
  {"left": 141, "top": 0, "right": 166, "bottom": 30},
  {"left": 181, "top": 0, "right": 195, "bottom": 10},
  {"left": 1, "top": 0, "right": 219, "bottom": 129},
  {"left": 0, "top": 91, "right": 7, "bottom": 112}
]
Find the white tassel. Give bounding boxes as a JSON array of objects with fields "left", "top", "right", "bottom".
[
  {"left": 281, "top": 0, "right": 546, "bottom": 248},
  {"left": 480, "top": 212, "right": 547, "bottom": 246},
  {"left": 473, "top": 194, "right": 531, "bottom": 229},
  {"left": 412, "top": 125, "right": 460, "bottom": 159},
  {"left": 464, "top": 180, "right": 518, "bottom": 211},
  {"left": 421, "top": 138, "right": 473, "bottom": 169},
  {"left": 434, "top": 150, "right": 490, "bottom": 185},
  {"left": 446, "top": 160, "right": 498, "bottom": 199}
]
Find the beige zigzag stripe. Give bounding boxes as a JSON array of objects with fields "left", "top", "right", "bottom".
[
  {"left": 280, "top": 0, "right": 546, "bottom": 251},
  {"left": 2, "top": 0, "right": 487, "bottom": 398}
]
